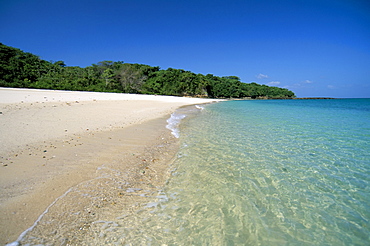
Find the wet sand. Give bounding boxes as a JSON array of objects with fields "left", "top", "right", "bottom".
[{"left": 0, "top": 88, "right": 219, "bottom": 245}]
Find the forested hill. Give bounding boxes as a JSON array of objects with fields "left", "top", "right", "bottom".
[{"left": 0, "top": 43, "right": 295, "bottom": 99}]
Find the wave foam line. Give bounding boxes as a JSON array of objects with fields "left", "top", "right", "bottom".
[
  {"left": 166, "top": 112, "right": 186, "bottom": 138},
  {"left": 195, "top": 105, "right": 204, "bottom": 110},
  {"left": 6, "top": 187, "right": 74, "bottom": 246}
]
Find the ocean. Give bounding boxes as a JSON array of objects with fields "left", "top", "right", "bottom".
[
  {"left": 15, "top": 99, "right": 370, "bottom": 245},
  {"left": 120, "top": 99, "right": 370, "bottom": 245}
]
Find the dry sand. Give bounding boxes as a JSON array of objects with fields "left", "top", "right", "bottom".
[{"left": 0, "top": 88, "right": 220, "bottom": 245}]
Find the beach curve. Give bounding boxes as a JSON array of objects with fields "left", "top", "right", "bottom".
[{"left": 0, "top": 88, "right": 220, "bottom": 245}]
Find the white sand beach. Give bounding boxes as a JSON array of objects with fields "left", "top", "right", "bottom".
[{"left": 0, "top": 88, "right": 220, "bottom": 244}]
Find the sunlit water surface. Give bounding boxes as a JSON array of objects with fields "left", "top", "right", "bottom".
[
  {"left": 19, "top": 99, "right": 370, "bottom": 245},
  {"left": 122, "top": 99, "right": 370, "bottom": 245}
]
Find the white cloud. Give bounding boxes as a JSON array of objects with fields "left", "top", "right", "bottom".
[
  {"left": 267, "top": 81, "right": 281, "bottom": 86},
  {"left": 286, "top": 80, "right": 314, "bottom": 88},
  {"left": 327, "top": 85, "right": 335, "bottom": 89},
  {"left": 256, "top": 73, "right": 269, "bottom": 79}
]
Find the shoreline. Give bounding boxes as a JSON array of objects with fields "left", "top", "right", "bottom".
[{"left": 0, "top": 88, "right": 220, "bottom": 245}]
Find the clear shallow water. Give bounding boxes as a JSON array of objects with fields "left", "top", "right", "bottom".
[
  {"left": 122, "top": 99, "right": 370, "bottom": 245},
  {"left": 16, "top": 99, "right": 370, "bottom": 245}
]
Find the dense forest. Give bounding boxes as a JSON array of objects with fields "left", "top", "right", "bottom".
[{"left": 0, "top": 43, "right": 295, "bottom": 99}]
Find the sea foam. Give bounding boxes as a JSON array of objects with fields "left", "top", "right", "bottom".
[
  {"left": 195, "top": 105, "right": 204, "bottom": 110},
  {"left": 166, "top": 112, "right": 186, "bottom": 138}
]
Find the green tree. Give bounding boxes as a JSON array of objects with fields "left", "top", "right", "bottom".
[
  {"left": 0, "top": 43, "right": 296, "bottom": 98},
  {"left": 102, "top": 68, "right": 115, "bottom": 88}
]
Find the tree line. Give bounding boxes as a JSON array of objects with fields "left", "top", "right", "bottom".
[{"left": 0, "top": 43, "right": 295, "bottom": 98}]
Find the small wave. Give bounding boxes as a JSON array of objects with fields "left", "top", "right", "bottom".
[
  {"left": 195, "top": 105, "right": 204, "bottom": 110},
  {"left": 166, "top": 113, "right": 186, "bottom": 138},
  {"left": 6, "top": 187, "right": 74, "bottom": 246}
]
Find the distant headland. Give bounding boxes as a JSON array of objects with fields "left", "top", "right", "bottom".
[
  {"left": 292, "top": 97, "right": 336, "bottom": 99},
  {"left": 232, "top": 97, "right": 336, "bottom": 100}
]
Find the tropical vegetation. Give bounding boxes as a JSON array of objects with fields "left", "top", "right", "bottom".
[{"left": 0, "top": 43, "right": 295, "bottom": 98}]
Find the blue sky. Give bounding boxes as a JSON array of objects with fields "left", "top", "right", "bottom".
[{"left": 1, "top": 0, "right": 369, "bottom": 97}]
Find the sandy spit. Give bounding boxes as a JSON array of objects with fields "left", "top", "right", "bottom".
[{"left": 0, "top": 88, "right": 221, "bottom": 245}]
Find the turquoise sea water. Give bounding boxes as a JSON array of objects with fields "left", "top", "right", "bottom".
[
  {"left": 124, "top": 99, "right": 370, "bottom": 245},
  {"left": 16, "top": 99, "right": 369, "bottom": 245}
]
